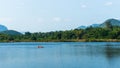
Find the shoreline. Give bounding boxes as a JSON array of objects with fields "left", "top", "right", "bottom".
[{"left": 0, "top": 39, "right": 120, "bottom": 42}]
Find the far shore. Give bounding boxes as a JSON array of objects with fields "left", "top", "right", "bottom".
[{"left": 1, "top": 39, "right": 120, "bottom": 42}]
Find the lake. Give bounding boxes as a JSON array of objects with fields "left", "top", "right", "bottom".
[{"left": 0, "top": 42, "right": 120, "bottom": 68}]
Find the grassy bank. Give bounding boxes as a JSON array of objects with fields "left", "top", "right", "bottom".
[{"left": 2, "top": 39, "right": 120, "bottom": 42}]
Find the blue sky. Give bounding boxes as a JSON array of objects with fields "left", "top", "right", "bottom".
[{"left": 0, "top": 0, "right": 120, "bottom": 32}]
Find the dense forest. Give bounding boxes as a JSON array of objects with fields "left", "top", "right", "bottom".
[{"left": 0, "top": 24, "right": 120, "bottom": 42}]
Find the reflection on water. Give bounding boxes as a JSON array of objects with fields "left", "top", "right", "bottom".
[
  {"left": 0, "top": 42, "right": 120, "bottom": 68},
  {"left": 105, "top": 44, "right": 120, "bottom": 58}
]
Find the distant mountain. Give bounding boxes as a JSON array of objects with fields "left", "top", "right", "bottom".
[
  {"left": 0, "top": 30, "right": 22, "bottom": 35},
  {"left": 77, "top": 18, "right": 120, "bottom": 29},
  {"left": 77, "top": 26, "right": 86, "bottom": 29},
  {"left": 90, "top": 24, "right": 100, "bottom": 27},
  {"left": 100, "top": 19, "right": 120, "bottom": 28},
  {"left": 76, "top": 24, "right": 100, "bottom": 29},
  {"left": 0, "top": 25, "right": 8, "bottom": 32}
]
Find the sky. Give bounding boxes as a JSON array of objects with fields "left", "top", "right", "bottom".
[{"left": 0, "top": 0, "right": 120, "bottom": 32}]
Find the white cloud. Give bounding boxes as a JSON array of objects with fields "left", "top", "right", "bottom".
[
  {"left": 37, "top": 17, "right": 71, "bottom": 23},
  {"left": 81, "top": 4, "right": 87, "bottom": 8},
  {"left": 53, "top": 17, "right": 61, "bottom": 22},
  {"left": 105, "top": 2, "right": 113, "bottom": 6},
  {"left": 114, "top": 18, "right": 120, "bottom": 20}
]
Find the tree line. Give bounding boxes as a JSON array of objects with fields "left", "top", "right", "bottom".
[{"left": 0, "top": 25, "right": 120, "bottom": 42}]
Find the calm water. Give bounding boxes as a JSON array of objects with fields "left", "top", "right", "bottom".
[{"left": 0, "top": 42, "right": 120, "bottom": 68}]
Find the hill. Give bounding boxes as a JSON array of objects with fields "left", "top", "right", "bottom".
[
  {"left": 0, "top": 30, "right": 22, "bottom": 35},
  {"left": 100, "top": 19, "right": 120, "bottom": 28},
  {"left": 77, "top": 18, "right": 120, "bottom": 29},
  {"left": 77, "top": 26, "right": 86, "bottom": 29},
  {"left": 0, "top": 25, "right": 8, "bottom": 32}
]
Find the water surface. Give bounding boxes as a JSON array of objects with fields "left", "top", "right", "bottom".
[{"left": 0, "top": 42, "right": 120, "bottom": 68}]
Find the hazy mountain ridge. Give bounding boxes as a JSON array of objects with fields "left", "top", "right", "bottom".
[
  {"left": 0, "top": 24, "right": 22, "bottom": 35},
  {"left": 100, "top": 19, "right": 120, "bottom": 28},
  {"left": 77, "top": 18, "right": 120, "bottom": 29},
  {"left": 0, "top": 18, "right": 120, "bottom": 35},
  {"left": 0, "top": 30, "right": 22, "bottom": 35},
  {"left": 0, "top": 25, "right": 8, "bottom": 31}
]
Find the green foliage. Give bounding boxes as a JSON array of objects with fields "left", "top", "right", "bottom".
[
  {"left": 105, "top": 21, "right": 113, "bottom": 29},
  {"left": 0, "top": 26, "right": 120, "bottom": 42},
  {"left": 0, "top": 30, "right": 22, "bottom": 35}
]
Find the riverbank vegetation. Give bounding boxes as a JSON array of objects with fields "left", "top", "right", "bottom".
[{"left": 0, "top": 25, "right": 120, "bottom": 42}]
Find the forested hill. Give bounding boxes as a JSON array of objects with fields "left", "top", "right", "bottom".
[
  {"left": 0, "top": 19, "right": 120, "bottom": 42},
  {"left": 0, "top": 25, "right": 8, "bottom": 31},
  {"left": 77, "top": 18, "right": 120, "bottom": 29}
]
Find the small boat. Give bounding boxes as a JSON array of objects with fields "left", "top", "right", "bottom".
[{"left": 38, "top": 46, "right": 44, "bottom": 48}]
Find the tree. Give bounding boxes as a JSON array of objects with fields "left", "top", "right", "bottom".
[
  {"left": 106, "top": 22, "right": 112, "bottom": 29},
  {"left": 25, "top": 32, "right": 31, "bottom": 36}
]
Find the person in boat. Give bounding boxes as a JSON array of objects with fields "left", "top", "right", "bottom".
[{"left": 38, "top": 46, "right": 44, "bottom": 48}]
